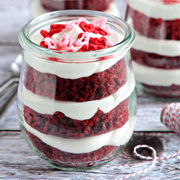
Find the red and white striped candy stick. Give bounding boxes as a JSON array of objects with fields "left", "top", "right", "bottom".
[{"left": 161, "top": 103, "right": 180, "bottom": 134}]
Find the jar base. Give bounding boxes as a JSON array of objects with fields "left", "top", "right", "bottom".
[
  {"left": 19, "top": 122, "right": 127, "bottom": 171},
  {"left": 136, "top": 82, "right": 180, "bottom": 99}
]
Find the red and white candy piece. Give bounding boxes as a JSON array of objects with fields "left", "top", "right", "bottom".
[
  {"left": 161, "top": 103, "right": 180, "bottom": 133},
  {"left": 59, "top": 34, "right": 74, "bottom": 51},
  {"left": 91, "top": 17, "right": 107, "bottom": 28},
  {"left": 44, "top": 37, "right": 57, "bottom": 49},
  {"left": 75, "top": 32, "right": 90, "bottom": 47},
  {"left": 66, "top": 18, "right": 89, "bottom": 30},
  {"left": 163, "top": 0, "right": 178, "bottom": 4}
]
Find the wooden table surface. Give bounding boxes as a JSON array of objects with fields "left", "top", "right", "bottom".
[{"left": 1, "top": 0, "right": 180, "bottom": 179}]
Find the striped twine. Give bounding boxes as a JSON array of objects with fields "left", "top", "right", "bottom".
[{"left": 118, "top": 145, "right": 180, "bottom": 180}]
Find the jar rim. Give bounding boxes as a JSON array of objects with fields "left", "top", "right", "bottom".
[{"left": 19, "top": 10, "right": 135, "bottom": 63}]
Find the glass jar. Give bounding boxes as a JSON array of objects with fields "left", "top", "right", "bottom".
[
  {"left": 18, "top": 10, "right": 136, "bottom": 170},
  {"left": 126, "top": 0, "right": 180, "bottom": 98},
  {"left": 31, "top": 0, "right": 120, "bottom": 18}
]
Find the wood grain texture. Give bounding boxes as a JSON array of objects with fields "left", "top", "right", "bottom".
[{"left": 0, "top": 131, "right": 180, "bottom": 180}]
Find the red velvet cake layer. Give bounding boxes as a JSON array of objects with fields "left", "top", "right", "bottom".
[
  {"left": 26, "top": 130, "right": 117, "bottom": 164},
  {"left": 142, "top": 84, "right": 180, "bottom": 98},
  {"left": 24, "top": 59, "right": 127, "bottom": 102},
  {"left": 131, "top": 48, "right": 180, "bottom": 69},
  {"left": 24, "top": 98, "right": 129, "bottom": 139},
  {"left": 127, "top": 6, "right": 180, "bottom": 40},
  {"left": 41, "top": 0, "right": 113, "bottom": 11}
]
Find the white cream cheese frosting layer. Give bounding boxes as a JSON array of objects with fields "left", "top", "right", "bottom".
[
  {"left": 133, "top": 61, "right": 180, "bottom": 86},
  {"left": 21, "top": 116, "right": 136, "bottom": 153},
  {"left": 24, "top": 51, "right": 127, "bottom": 79},
  {"left": 128, "top": 0, "right": 180, "bottom": 20},
  {"left": 31, "top": 0, "right": 120, "bottom": 18},
  {"left": 19, "top": 75, "right": 135, "bottom": 120},
  {"left": 133, "top": 31, "right": 180, "bottom": 57}
]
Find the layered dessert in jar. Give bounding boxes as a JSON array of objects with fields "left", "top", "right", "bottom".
[
  {"left": 18, "top": 10, "right": 136, "bottom": 170},
  {"left": 31, "top": 0, "right": 120, "bottom": 18},
  {"left": 126, "top": 0, "right": 180, "bottom": 98}
]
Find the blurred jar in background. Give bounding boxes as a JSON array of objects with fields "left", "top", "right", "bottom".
[
  {"left": 31, "top": 0, "right": 120, "bottom": 18},
  {"left": 125, "top": 0, "right": 180, "bottom": 98}
]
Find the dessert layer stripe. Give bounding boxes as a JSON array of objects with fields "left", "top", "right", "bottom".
[
  {"left": 26, "top": 130, "right": 118, "bottom": 164},
  {"left": 19, "top": 76, "right": 135, "bottom": 120},
  {"left": 133, "top": 31, "right": 180, "bottom": 57},
  {"left": 128, "top": 0, "right": 180, "bottom": 20},
  {"left": 23, "top": 99, "right": 128, "bottom": 139},
  {"left": 131, "top": 48, "right": 180, "bottom": 70},
  {"left": 21, "top": 116, "right": 136, "bottom": 153},
  {"left": 24, "top": 51, "right": 127, "bottom": 79},
  {"left": 132, "top": 61, "right": 180, "bottom": 86}
]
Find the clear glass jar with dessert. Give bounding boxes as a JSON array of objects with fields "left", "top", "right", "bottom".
[
  {"left": 31, "top": 0, "right": 120, "bottom": 18},
  {"left": 18, "top": 10, "right": 136, "bottom": 170},
  {"left": 126, "top": 0, "right": 180, "bottom": 98}
]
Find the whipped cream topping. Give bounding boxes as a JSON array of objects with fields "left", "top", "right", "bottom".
[
  {"left": 133, "top": 31, "right": 180, "bottom": 57},
  {"left": 133, "top": 61, "right": 180, "bottom": 86},
  {"left": 128, "top": 0, "right": 180, "bottom": 20},
  {"left": 24, "top": 51, "right": 127, "bottom": 79},
  {"left": 31, "top": 0, "right": 120, "bottom": 18},
  {"left": 19, "top": 74, "right": 135, "bottom": 120},
  {"left": 21, "top": 115, "right": 136, "bottom": 153},
  {"left": 31, "top": 19, "right": 123, "bottom": 52}
]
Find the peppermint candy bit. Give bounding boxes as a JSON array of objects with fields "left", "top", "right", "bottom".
[
  {"left": 91, "top": 17, "right": 107, "bottom": 28},
  {"left": 44, "top": 37, "right": 57, "bottom": 49},
  {"left": 94, "top": 27, "right": 107, "bottom": 36},
  {"left": 88, "top": 44, "right": 97, "bottom": 51},
  {"left": 106, "top": 40, "right": 115, "bottom": 47},
  {"left": 163, "top": 0, "right": 178, "bottom": 4},
  {"left": 75, "top": 32, "right": 90, "bottom": 47},
  {"left": 59, "top": 34, "right": 72, "bottom": 47},
  {"left": 100, "top": 25, "right": 113, "bottom": 35},
  {"left": 77, "top": 44, "right": 88, "bottom": 52},
  {"left": 66, "top": 18, "right": 89, "bottom": 31},
  {"left": 79, "top": 22, "right": 95, "bottom": 32},
  {"left": 62, "top": 38, "right": 74, "bottom": 51},
  {"left": 40, "top": 41, "right": 48, "bottom": 48},
  {"left": 49, "top": 24, "right": 66, "bottom": 36},
  {"left": 59, "top": 34, "right": 74, "bottom": 51},
  {"left": 40, "top": 30, "right": 51, "bottom": 38}
]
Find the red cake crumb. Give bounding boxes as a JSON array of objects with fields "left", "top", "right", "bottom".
[
  {"left": 40, "top": 0, "right": 113, "bottom": 12},
  {"left": 26, "top": 130, "right": 118, "bottom": 165},
  {"left": 24, "top": 98, "right": 129, "bottom": 139},
  {"left": 127, "top": 6, "right": 180, "bottom": 40},
  {"left": 142, "top": 84, "right": 180, "bottom": 98},
  {"left": 24, "top": 58, "right": 127, "bottom": 102},
  {"left": 131, "top": 48, "right": 180, "bottom": 69}
]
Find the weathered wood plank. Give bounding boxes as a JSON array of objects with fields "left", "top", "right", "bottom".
[
  {"left": 0, "top": 131, "right": 180, "bottom": 179},
  {"left": 0, "top": 46, "right": 21, "bottom": 128}
]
